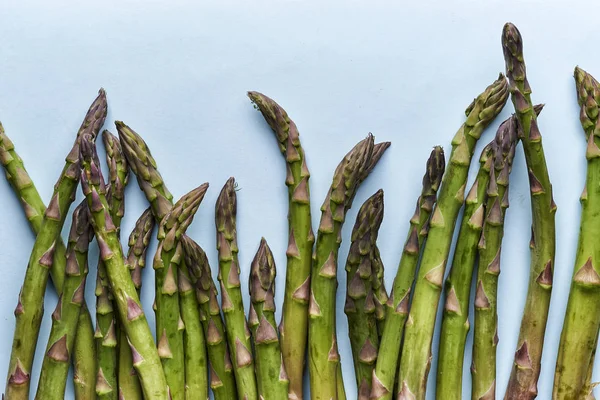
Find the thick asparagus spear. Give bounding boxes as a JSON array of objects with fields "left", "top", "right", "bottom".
[
  {"left": 502, "top": 23, "right": 556, "bottom": 400},
  {"left": 182, "top": 236, "right": 238, "bottom": 400},
  {"left": 216, "top": 177, "right": 259, "bottom": 400},
  {"left": 436, "top": 144, "right": 492, "bottom": 400},
  {"left": 371, "top": 246, "right": 388, "bottom": 340},
  {"left": 247, "top": 92, "right": 314, "bottom": 399},
  {"left": 4, "top": 91, "right": 107, "bottom": 400},
  {"left": 309, "top": 134, "right": 390, "bottom": 400},
  {"left": 398, "top": 75, "right": 508, "bottom": 400},
  {"left": 472, "top": 115, "right": 519, "bottom": 399},
  {"left": 35, "top": 201, "right": 93, "bottom": 399},
  {"left": 249, "top": 238, "right": 289, "bottom": 399},
  {"left": 344, "top": 190, "right": 384, "bottom": 399},
  {"left": 553, "top": 67, "right": 600, "bottom": 399},
  {"left": 80, "top": 134, "right": 169, "bottom": 399},
  {"left": 73, "top": 303, "right": 96, "bottom": 399},
  {"left": 119, "top": 208, "right": 155, "bottom": 400},
  {"left": 372, "top": 146, "right": 445, "bottom": 400}
]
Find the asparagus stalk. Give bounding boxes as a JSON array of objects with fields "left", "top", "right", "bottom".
[
  {"left": 182, "top": 236, "right": 238, "bottom": 400},
  {"left": 119, "top": 208, "right": 155, "bottom": 400},
  {"left": 309, "top": 134, "right": 390, "bottom": 400},
  {"left": 502, "top": 23, "right": 556, "bottom": 400},
  {"left": 154, "top": 183, "right": 209, "bottom": 400},
  {"left": 73, "top": 303, "right": 96, "bottom": 399},
  {"left": 371, "top": 246, "right": 388, "bottom": 340},
  {"left": 247, "top": 91, "right": 314, "bottom": 399},
  {"left": 372, "top": 146, "right": 445, "bottom": 400},
  {"left": 216, "top": 177, "right": 259, "bottom": 400},
  {"left": 344, "top": 190, "right": 385, "bottom": 399},
  {"left": 35, "top": 201, "right": 93, "bottom": 399},
  {"left": 249, "top": 238, "right": 289, "bottom": 399},
  {"left": 472, "top": 115, "right": 519, "bottom": 399},
  {"left": 436, "top": 144, "right": 492, "bottom": 400},
  {"left": 4, "top": 90, "right": 107, "bottom": 400},
  {"left": 398, "top": 75, "right": 508, "bottom": 400},
  {"left": 79, "top": 134, "right": 169, "bottom": 399},
  {"left": 553, "top": 66, "right": 600, "bottom": 399},
  {"left": 95, "top": 130, "right": 129, "bottom": 399}
]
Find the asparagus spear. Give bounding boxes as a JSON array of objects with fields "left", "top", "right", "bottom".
[
  {"left": 73, "top": 303, "right": 96, "bottom": 399},
  {"left": 371, "top": 246, "right": 388, "bottom": 340},
  {"left": 553, "top": 66, "right": 600, "bottom": 399},
  {"left": 182, "top": 236, "right": 238, "bottom": 400},
  {"left": 95, "top": 130, "right": 130, "bottom": 399},
  {"left": 119, "top": 208, "right": 155, "bottom": 400},
  {"left": 436, "top": 144, "right": 492, "bottom": 400},
  {"left": 35, "top": 201, "right": 93, "bottom": 399},
  {"left": 79, "top": 134, "right": 169, "bottom": 399},
  {"left": 502, "top": 23, "right": 556, "bottom": 400},
  {"left": 4, "top": 91, "right": 107, "bottom": 400},
  {"left": 472, "top": 115, "right": 519, "bottom": 399},
  {"left": 216, "top": 177, "right": 259, "bottom": 400},
  {"left": 249, "top": 238, "right": 289, "bottom": 399},
  {"left": 372, "top": 146, "right": 445, "bottom": 400},
  {"left": 247, "top": 91, "right": 314, "bottom": 399},
  {"left": 344, "top": 190, "right": 384, "bottom": 399},
  {"left": 398, "top": 75, "right": 508, "bottom": 400},
  {"left": 309, "top": 134, "right": 390, "bottom": 400}
]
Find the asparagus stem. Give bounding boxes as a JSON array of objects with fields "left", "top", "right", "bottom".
[
  {"left": 80, "top": 135, "right": 169, "bottom": 399},
  {"left": 398, "top": 75, "right": 508, "bottom": 400},
  {"left": 309, "top": 134, "right": 390, "bottom": 400},
  {"left": 249, "top": 238, "right": 289, "bottom": 399},
  {"left": 436, "top": 144, "right": 491, "bottom": 400},
  {"left": 3, "top": 90, "right": 107, "bottom": 400},
  {"left": 371, "top": 246, "right": 388, "bottom": 341},
  {"left": 73, "top": 303, "right": 96, "bottom": 400},
  {"left": 118, "top": 208, "right": 155, "bottom": 400},
  {"left": 34, "top": 201, "right": 93, "bottom": 399},
  {"left": 248, "top": 92, "right": 314, "bottom": 399},
  {"left": 502, "top": 23, "right": 556, "bottom": 400},
  {"left": 553, "top": 66, "right": 600, "bottom": 399},
  {"left": 344, "top": 190, "right": 385, "bottom": 399},
  {"left": 216, "top": 177, "right": 259, "bottom": 400},
  {"left": 472, "top": 116, "right": 519, "bottom": 399},
  {"left": 372, "top": 146, "right": 445, "bottom": 400},
  {"left": 182, "top": 236, "right": 238, "bottom": 400}
]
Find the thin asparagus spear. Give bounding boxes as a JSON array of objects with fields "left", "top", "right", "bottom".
[
  {"left": 502, "top": 23, "right": 556, "bottom": 400},
  {"left": 472, "top": 115, "right": 519, "bottom": 399},
  {"left": 372, "top": 246, "right": 388, "bottom": 340},
  {"left": 4, "top": 90, "right": 107, "bottom": 400},
  {"left": 309, "top": 134, "right": 390, "bottom": 400},
  {"left": 397, "top": 75, "right": 508, "bottom": 400},
  {"left": 372, "top": 146, "right": 445, "bottom": 400},
  {"left": 216, "top": 177, "right": 258, "bottom": 400},
  {"left": 248, "top": 92, "right": 314, "bottom": 399},
  {"left": 249, "top": 238, "right": 289, "bottom": 399},
  {"left": 344, "top": 190, "right": 384, "bottom": 399},
  {"left": 119, "top": 208, "right": 155, "bottom": 400},
  {"left": 182, "top": 236, "right": 238, "bottom": 400},
  {"left": 553, "top": 66, "right": 600, "bottom": 399},
  {"left": 436, "top": 144, "right": 492, "bottom": 400},
  {"left": 80, "top": 134, "right": 169, "bottom": 399},
  {"left": 35, "top": 201, "right": 93, "bottom": 399},
  {"left": 73, "top": 303, "right": 96, "bottom": 399}
]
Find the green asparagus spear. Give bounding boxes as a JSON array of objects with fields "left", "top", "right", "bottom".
[
  {"left": 553, "top": 67, "right": 600, "bottom": 399},
  {"left": 4, "top": 90, "right": 107, "bottom": 400},
  {"left": 216, "top": 177, "right": 258, "bottom": 400},
  {"left": 472, "top": 115, "right": 519, "bottom": 399},
  {"left": 249, "top": 238, "right": 289, "bottom": 399},
  {"left": 436, "top": 144, "right": 491, "bottom": 400},
  {"left": 118, "top": 208, "right": 154, "bottom": 400},
  {"left": 371, "top": 246, "right": 388, "bottom": 340},
  {"left": 182, "top": 236, "right": 238, "bottom": 400},
  {"left": 372, "top": 146, "right": 445, "bottom": 400},
  {"left": 247, "top": 92, "right": 314, "bottom": 399},
  {"left": 502, "top": 23, "right": 556, "bottom": 400},
  {"left": 344, "top": 190, "right": 384, "bottom": 399},
  {"left": 309, "top": 134, "right": 390, "bottom": 400},
  {"left": 79, "top": 134, "right": 169, "bottom": 399},
  {"left": 35, "top": 201, "right": 93, "bottom": 399},
  {"left": 398, "top": 75, "right": 508, "bottom": 400},
  {"left": 73, "top": 303, "right": 96, "bottom": 400}
]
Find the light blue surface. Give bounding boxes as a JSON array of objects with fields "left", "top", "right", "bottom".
[{"left": 0, "top": 0, "right": 594, "bottom": 398}]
